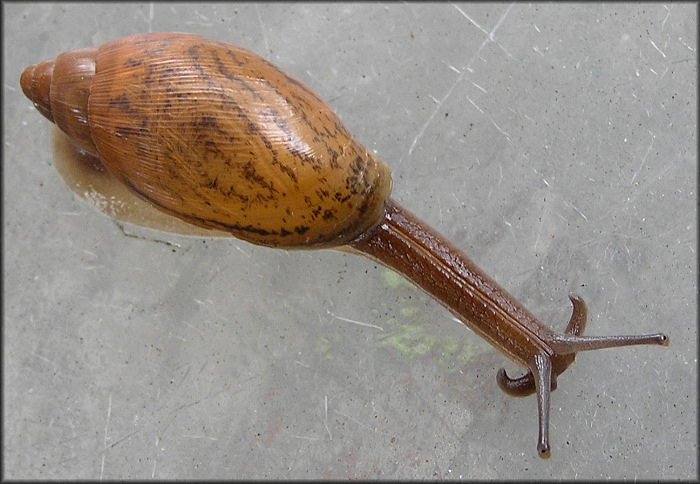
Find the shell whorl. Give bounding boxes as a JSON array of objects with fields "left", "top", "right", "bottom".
[{"left": 21, "top": 48, "right": 98, "bottom": 155}]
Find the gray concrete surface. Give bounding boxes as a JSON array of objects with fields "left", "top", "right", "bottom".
[{"left": 3, "top": 3, "right": 696, "bottom": 479}]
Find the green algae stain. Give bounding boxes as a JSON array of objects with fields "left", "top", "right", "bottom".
[
  {"left": 382, "top": 270, "right": 414, "bottom": 290},
  {"left": 399, "top": 306, "right": 420, "bottom": 318},
  {"left": 314, "top": 268, "right": 492, "bottom": 371},
  {"left": 378, "top": 269, "right": 492, "bottom": 373},
  {"left": 379, "top": 321, "right": 435, "bottom": 358},
  {"left": 315, "top": 334, "right": 340, "bottom": 361}
]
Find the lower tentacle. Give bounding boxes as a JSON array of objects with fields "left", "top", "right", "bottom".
[
  {"left": 497, "top": 367, "right": 558, "bottom": 397},
  {"left": 565, "top": 294, "right": 587, "bottom": 336},
  {"left": 497, "top": 367, "right": 536, "bottom": 396}
]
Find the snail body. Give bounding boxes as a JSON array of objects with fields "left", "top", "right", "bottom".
[{"left": 21, "top": 32, "right": 669, "bottom": 458}]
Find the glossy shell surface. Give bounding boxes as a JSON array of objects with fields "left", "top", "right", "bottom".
[{"left": 26, "top": 33, "right": 393, "bottom": 248}]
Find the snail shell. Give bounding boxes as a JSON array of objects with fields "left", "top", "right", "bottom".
[{"left": 20, "top": 32, "right": 392, "bottom": 248}]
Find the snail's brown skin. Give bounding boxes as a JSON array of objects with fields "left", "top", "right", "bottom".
[{"left": 20, "top": 32, "right": 669, "bottom": 459}]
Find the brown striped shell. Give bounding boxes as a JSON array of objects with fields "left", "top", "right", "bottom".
[{"left": 20, "top": 32, "right": 392, "bottom": 248}]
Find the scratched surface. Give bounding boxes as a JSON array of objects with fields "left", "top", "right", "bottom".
[{"left": 3, "top": 3, "right": 696, "bottom": 479}]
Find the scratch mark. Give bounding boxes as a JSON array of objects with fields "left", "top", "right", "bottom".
[
  {"left": 184, "top": 9, "right": 214, "bottom": 27},
  {"left": 327, "top": 310, "right": 383, "bottom": 331},
  {"left": 661, "top": 5, "right": 671, "bottom": 29},
  {"left": 31, "top": 351, "right": 57, "bottom": 367},
  {"left": 98, "top": 429, "right": 140, "bottom": 454},
  {"left": 235, "top": 245, "right": 251, "bottom": 258},
  {"left": 168, "top": 330, "right": 187, "bottom": 342},
  {"left": 324, "top": 395, "right": 332, "bottom": 440},
  {"left": 465, "top": 95, "right": 484, "bottom": 114},
  {"left": 100, "top": 394, "right": 112, "bottom": 480},
  {"left": 452, "top": 4, "right": 489, "bottom": 35},
  {"left": 533, "top": 204, "right": 546, "bottom": 253},
  {"left": 649, "top": 39, "right": 667, "bottom": 58},
  {"left": 152, "top": 460, "right": 157, "bottom": 479},
  {"left": 484, "top": 3, "right": 515, "bottom": 45},
  {"left": 291, "top": 434, "right": 321, "bottom": 440},
  {"left": 136, "top": 3, "right": 156, "bottom": 32},
  {"left": 409, "top": 3, "right": 514, "bottom": 155},
  {"left": 563, "top": 198, "right": 588, "bottom": 221},
  {"left": 333, "top": 409, "right": 377, "bottom": 432},
  {"left": 678, "top": 38, "right": 695, "bottom": 52},
  {"left": 502, "top": 217, "right": 517, "bottom": 243},
  {"left": 469, "top": 80, "right": 488, "bottom": 93},
  {"left": 630, "top": 133, "right": 656, "bottom": 185},
  {"left": 255, "top": 5, "right": 270, "bottom": 52},
  {"left": 490, "top": 119, "right": 511, "bottom": 139},
  {"left": 181, "top": 434, "right": 219, "bottom": 440},
  {"left": 147, "top": 3, "right": 154, "bottom": 32}
]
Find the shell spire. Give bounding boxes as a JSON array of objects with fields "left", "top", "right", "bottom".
[{"left": 20, "top": 59, "right": 55, "bottom": 122}]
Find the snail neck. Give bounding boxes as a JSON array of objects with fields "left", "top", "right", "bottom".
[{"left": 346, "top": 198, "right": 554, "bottom": 368}]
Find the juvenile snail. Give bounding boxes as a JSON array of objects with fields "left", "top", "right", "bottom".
[{"left": 20, "top": 32, "right": 669, "bottom": 458}]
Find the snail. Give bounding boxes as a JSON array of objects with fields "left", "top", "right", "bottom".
[{"left": 20, "top": 32, "right": 669, "bottom": 458}]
